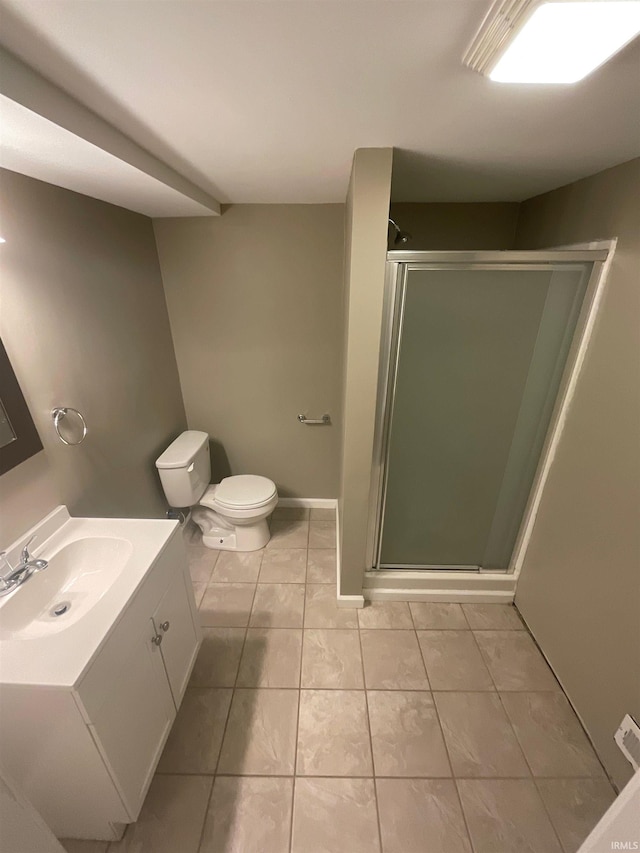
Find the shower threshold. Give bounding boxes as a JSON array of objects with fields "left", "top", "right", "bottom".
[
  {"left": 378, "top": 564, "right": 480, "bottom": 571},
  {"left": 363, "top": 567, "right": 516, "bottom": 603}
]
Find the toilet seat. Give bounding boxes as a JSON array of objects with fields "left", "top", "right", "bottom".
[
  {"left": 196, "top": 475, "right": 278, "bottom": 550},
  {"left": 200, "top": 475, "right": 277, "bottom": 512}
]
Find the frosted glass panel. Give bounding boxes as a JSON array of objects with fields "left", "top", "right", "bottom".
[{"left": 379, "top": 265, "right": 589, "bottom": 569}]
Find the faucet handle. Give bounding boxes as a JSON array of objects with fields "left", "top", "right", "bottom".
[{"left": 21, "top": 535, "right": 37, "bottom": 563}]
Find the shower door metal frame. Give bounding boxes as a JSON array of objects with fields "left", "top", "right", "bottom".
[{"left": 366, "top": 249, "right": 609, "bottom": 574}]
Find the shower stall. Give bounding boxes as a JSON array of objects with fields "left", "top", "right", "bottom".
[{"left": 366, "top": 249, "right": 609, "bottom": 580}]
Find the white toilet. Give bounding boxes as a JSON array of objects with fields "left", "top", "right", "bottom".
[{"left": 155, "top": 430, "right": 278, "bottom": 551}]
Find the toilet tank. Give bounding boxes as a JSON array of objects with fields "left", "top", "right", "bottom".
[{"left": 155, "top": 430, "right": 211, "bottom": 507}]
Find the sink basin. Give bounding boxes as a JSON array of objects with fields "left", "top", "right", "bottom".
[
  {"left": 0, "top": 505, "right": 180, "bottom": 687},
  {"left": 0, "top": 537, "right": 133, "bottom": 640}
]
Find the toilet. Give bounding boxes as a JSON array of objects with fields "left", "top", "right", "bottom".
[{"left": 155, "top": 430, "right": 278, "bottom": 551}]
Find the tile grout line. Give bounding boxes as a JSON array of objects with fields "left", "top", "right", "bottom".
[
  {"left": 364, "top": 602, "right": 470, "bottom": 853},
  {"left": 415, "top": 625, "right": 435, "bottom": 693},
  {"left": 445, "top": 610, "right": 487, "bottom": 853},
  {"left": 195, "top": 551, "right": 264, "bottom": 853},
  {"left": 414, "top": 609, "right": 496, "bottom": 853},
  {"left": 356, "top": 616, "right": 384, "bottom": 853},
  {"left": 470, "top": 626, "right": 499, "bottom": 692},
  {"left": 474, "top": 618, "right": 578, "bottom": 832},
  {"left": 532, "top": 776, "right": 572, "bottom": 853},
  {"left": 191, "top": 775, "right": 215, "bottom": 853},
  {"left": 467, "top": 624, "right": 533, "bottom": 780},
  {"left": 152, "top": 770, "right": 611, "bottom": 780},
  {"left": 452, "top": 777, "right": 478, "bottom": 853},
  {"left": 494, "top": 686, "right": 568, "bottom": 851},
  {"left": 288, "top": 542, "right": 308, "bottom": 853},
  {"left": 195, "top": 623, "right": 550, "bottom": 634},
  {"left": 418, "top": 625, "right": 460, "bottom": 780},
  {"left": 150, "top": 684, "right": 568, "bottom": 696},
  {"left": 289, "top": 520, "right": 309, "bottom": 853},
  {"left": 478, "top": 624, "right": 566, "bottom": 853}
]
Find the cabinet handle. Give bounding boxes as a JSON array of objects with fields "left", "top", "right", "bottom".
[
  {"left": 160, "top": 621, "right": 170, "bottom": 632},
  {"left": 151, "top": 633, "right": 163, "bottom": 646}
]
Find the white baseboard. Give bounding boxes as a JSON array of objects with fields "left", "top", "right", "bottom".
[
  {"left": 277, "top": 498, "right": 338, "bottom": 509},
  {"left": 276, "top": 498, "right": 354, "bottom": 606},
  {"left": 337, "top": 594, "right": 365, "bottom": 609},
  {"left": 364, "top": 588, "right": 514, "bottom": 603}
]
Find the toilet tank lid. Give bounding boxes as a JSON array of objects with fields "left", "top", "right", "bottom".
[{"left": 155, "top": 430, "right": 209, "bottom": 469}]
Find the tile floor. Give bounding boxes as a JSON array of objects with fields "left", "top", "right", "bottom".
[{"left": 62, "top": 507, "right": 616, "bottom": 853}]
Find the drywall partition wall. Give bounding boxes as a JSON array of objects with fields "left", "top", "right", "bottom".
[
  {"left": 339, "top": 148, "right": 393, "bottom": 598},
  {"left": 0, "top": 169, "right": 187, "bottom": 526},
  {"left": 514, "top": 158, "right": 640, "bottom": 790},
  {"left": 388, "top": 202, "right": 519, "bottom": 250},
  {"left": 153, "top": 205, "right": 344, "bottom": 498}
]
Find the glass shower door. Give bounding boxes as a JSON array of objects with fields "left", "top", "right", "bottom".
[{"left": 377, "top": 263, "right": 591, "bottom": 571}]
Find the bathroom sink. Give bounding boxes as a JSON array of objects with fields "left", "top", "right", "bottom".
[
  {"left": 0, "top": 506, "right": 180, "bottom": 687},
  {"left": 0, "top": 536, "right": 133, "bottom": 640}
]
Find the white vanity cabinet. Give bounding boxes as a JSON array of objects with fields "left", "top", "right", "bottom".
[
  {"left": 152, "top": 564, "right": 201, "bottom": 705},
  {"left": 0, "top": 525, "right": 201, "bottom": 842}
]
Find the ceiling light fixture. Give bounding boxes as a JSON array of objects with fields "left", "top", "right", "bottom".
[{"left": 464, "top": 0, "right": 640, "bottom": 83}]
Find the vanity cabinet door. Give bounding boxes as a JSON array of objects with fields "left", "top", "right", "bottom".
[
  {"left": 89, "top": 618, "right": 176, "bottom": 819},
  {"left": 152, "top": 565, "right": 200, "bottom": 707}
]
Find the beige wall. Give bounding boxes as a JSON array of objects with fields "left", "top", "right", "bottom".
[
  {"left": 0, "top": 169, "right": 187, "bottom": 541},
  {"left": 389, "top": 202, "right": 519, "bottom": 250},
  {"left": 153, "top": 205, "right": 345, "bottom": 498},
  {"left": 514, "top": 158, "right": 640, "bottom": 789},
  {"left": 0, "top": 452, "right": 61, "bottom": 546},
  {"left": 339, "top": 149, "right": 393, "bottom": 597}
]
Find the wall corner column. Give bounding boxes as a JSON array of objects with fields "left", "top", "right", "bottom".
[{"left": 338, "top": 148, "right": 393, "bottom": 599}]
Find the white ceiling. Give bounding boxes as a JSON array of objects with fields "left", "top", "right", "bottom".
[
  {"left": 0, "top": 0, "right": 639, "bottom": 206},
  {"left": 0, "top": 95, "right": 217, "bottom": 217}
]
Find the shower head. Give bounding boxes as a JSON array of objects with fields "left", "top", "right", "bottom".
[{"left": 389, "top": 218, "right": 412, "bottom": 245}]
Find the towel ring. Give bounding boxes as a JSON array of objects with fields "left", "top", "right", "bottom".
[{"left": 51, "top": 407, "right": 87, "bottom": 446}]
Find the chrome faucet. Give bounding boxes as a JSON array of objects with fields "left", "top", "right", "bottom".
[{"left": 0, "top": 535, "right": 48, "bottom": 597}]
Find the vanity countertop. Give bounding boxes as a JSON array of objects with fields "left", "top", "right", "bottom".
[{"left": 0, "top": 506, "right": 180, "bottom": 688}]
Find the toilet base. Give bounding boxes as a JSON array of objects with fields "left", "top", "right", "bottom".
[{"left": 196, "top": 516, "right": 271, "bottom": 552}]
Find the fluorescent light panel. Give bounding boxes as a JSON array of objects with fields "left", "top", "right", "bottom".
[{"left": 465, "top": 0, "right": 640, "bottom": 84}]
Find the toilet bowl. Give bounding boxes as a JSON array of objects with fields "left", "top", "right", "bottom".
[
  {"left": 155, "top": 431, "right": 278, "bottom": 551},
  {"left": 193, "top": 476, "right": 278, "bottom": 551}
]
